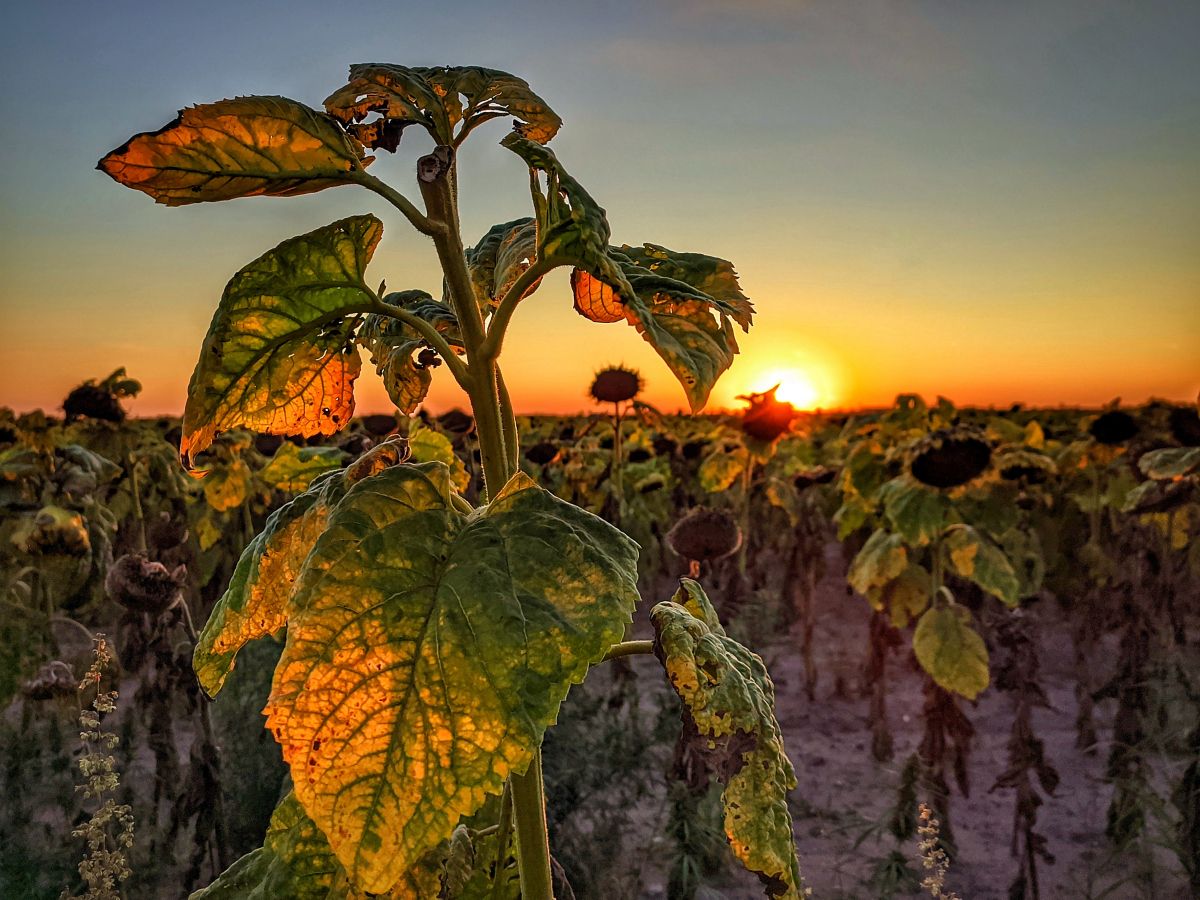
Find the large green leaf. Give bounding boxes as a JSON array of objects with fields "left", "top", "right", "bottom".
[
  {"left": 466, "top": 219, "right": 540, "bottom": 314},
  {"left": 875, "top": 477, "right": 949, "bottom": 546},
  {"left": 847, "top": 529, "right": 908, "bottom": 596},
  {"left": 913, "top": 605, "right": 990, "bottom": 700},
  {"left": 943, "top": 525, "right": 1020, "bottom": 606},
  {"left": 652, "top": 580, "right": 805, "bottom": 900},
  {"left": 325, "top": 65, "right": 560, "bottom": 149},
  {"left": 263, "top": 465, "right": 639, "bottom": 893},
  {"left": 180, "top": 215, "right": 382, "bottom": 466},
  {"left": 97, "top": 96, "right": 369, "bottom": 205},
  {"left": 359, "top": 290, "right": 461, "bottom": 416}
]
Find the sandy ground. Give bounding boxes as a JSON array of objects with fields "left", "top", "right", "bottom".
[{"left": 627, "top": 543, "right": 1194, "bottom": 900}]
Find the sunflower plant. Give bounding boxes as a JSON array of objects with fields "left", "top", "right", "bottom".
[{"left": 100, "top": 64, "right": 804, "bottom": 900}]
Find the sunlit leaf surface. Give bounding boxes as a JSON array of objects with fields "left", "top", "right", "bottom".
[
  {"left": 325, "top": 65, "right": 561, "bottom": 149},
  {"left": 264, "top": 465, "right": 639, "bottom": 893},
  {"left": 180, "top": 215, "right": 383, "bottom": 466},
  {"left": 97, "top": 96, "right": 369, "bottom": 205},
  {"left": 260, "top": 443, "right": 349, "bottom": 492},
  {"left": 652, "top": 580, "right": 805, "bottom": 900}
]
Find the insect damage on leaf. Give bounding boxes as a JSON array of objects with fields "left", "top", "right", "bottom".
[
  {"left": 263, "top": 464, "right": 639, "bottom": 893},
  {"left": 97, "top": 96, "right": 370, "bottom": 206},
  {"left": 179, "top": 215, "right": 384, "bottom": 467},
  {"left": 652, "top": 580, "right": 806, "bottom": 900},
  {"left": 325, "top": 64, "right": 561, "bottom": 149}
]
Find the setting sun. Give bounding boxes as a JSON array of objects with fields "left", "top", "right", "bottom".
[{"left": 761, "top": 369, "right": 822, "bottom": 410}]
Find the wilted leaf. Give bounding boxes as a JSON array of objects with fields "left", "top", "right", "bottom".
[
  {"left": 467, "top": 219, "right": 541, "bottom": 314},
  {"left": 847, "top": 529, "right": 907, "bottom": 596},
  {"left": 875, "top": 477, "right": 948, "bottom": 546},
  {"left": 194, "top": 469, "right": 350, "bottom": 696},
  {"left": 260, "top": 443, "right": 349, "bottom": 492},
  {"left": 913, "top": 605, "right": 990, "bottom": 700},
  {"left": 180, "top": 215, "right": 382, "bottom": 466},
  {"left": 360, "top": 291, "right": 461, "bottom": 416},
  {"left": 652, "top": 580, "right": 805, "bottom": 900},
  {"left": 264, "top": 465, "right": 639, "bottom": 893},
  {"left": 98, "top": 96, "right": 369, "bottom": 206},
  {"left": 1139, "top": 446, "right": 1200, "bottom": 480},
  {"left": 943, "top": 525, "right": 1020, "bottom": 606},
  {"left": 325, "top": 65, "right": 560, "bottom": 149}
]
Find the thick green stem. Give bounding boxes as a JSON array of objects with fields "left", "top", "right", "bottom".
[
  {"left": 497, "top": 369, "right": 519, "bottom": 475},
  {"left": 511, "top": 751, "right": 554, "bottom": 900}
]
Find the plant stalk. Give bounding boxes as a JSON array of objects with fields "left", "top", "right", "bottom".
[{"left": 511, "top": 751, "right": 555, "bottom": 900}]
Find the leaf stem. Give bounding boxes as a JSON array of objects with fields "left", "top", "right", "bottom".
[
  {"left": 353, "top": 170, "right": 441, "bottom": 236},
  {"left": 490, "top": 780, "right": 514, "bottom": 900},
  {"left": 480, "top": 256, "right": 565, "bottom": 361},
  {"left": 602, "top": 640, "right": 654, "bottom": 661},
  {"left": 511, "top": 751, "right": 554, "bottom": 900}
]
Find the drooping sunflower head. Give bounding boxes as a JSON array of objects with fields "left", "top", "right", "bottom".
[
  {"left": 909, "top": 426, "right": 991, "bottom": 489},
  {"left": 666, "top": 507, "right": 743, "bottom": 563},
  {"left": 1168, "top": 406, "right": 1200, "bottom": 447},
  {"left": 1088, "top": 409, "right": 1139, "bottom": 445},
  {"left": 589, "top": 365, "right": 644, "bottom": 404},
  {"left": 737, "top": 385, "right": 795, "bottom": 443}
]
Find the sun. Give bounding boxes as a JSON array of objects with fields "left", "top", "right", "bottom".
[{"left": 754, "top": 368, "right": 822, "bottom": 410}]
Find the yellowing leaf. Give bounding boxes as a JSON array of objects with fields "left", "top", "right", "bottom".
[
  {"left": 943, "top": 525, "right": 1020, "bottom": 607},
  {"left": 195, "top": 512, "right": 223, "bottom": 552},
  {"left": 194, "top": 470, "right": 350, "bottom": 696},
  {"left": 847, "top": 529, "right": 907, "bottom": 596},
  {"left": 652, "top": 581, "right": 805, "bottom": 900},
  {"left": 885, "top": 565, "right": 932, "bottom": 628},
  {"left": 324, "top": 65, "right": 561, "bottom": 149},
  {"left": 698, "top": 445, "right": 749, "bottom": 493},
  {"left": 913, "top": 605, "right": 990, "bottom": 700},
  {"left": 259, "top": 443, "right": 348, "bottom": 492},
  {"left": 264, "top": 465, "right": 639, "bottom": 893},
  {"left": 203, "top": 459, "right": 251, "bottom": 511},
  {"left": 180, "top": 215, "right": 382, "bottom": 466},
  {"left": 1024, "top": 420, "right": 1045, "bottom": 449},
  {"left": 97, "top": 96, "right": 369, "bottom": 206}
]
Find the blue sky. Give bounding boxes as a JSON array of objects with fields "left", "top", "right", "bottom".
[{"left": 2, "top": 0, "right": 1197, "bottom": 414}]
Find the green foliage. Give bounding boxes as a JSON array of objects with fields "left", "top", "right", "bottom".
[
  {"left": 264, "top": 465, "right": 639, "bottom": 892},
  {"left": 913, "top": 605, "right": 990, "bottom": 701}
]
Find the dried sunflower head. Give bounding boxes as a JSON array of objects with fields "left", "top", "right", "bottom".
[
  {"left": 666, "top": 507, "right": 742, "bottom": 562},
  {"left": 1088, "top": 410, "right": 1138, "bottom": 445},
  {"left": 590, "top": 365, "right": 643, "bottom": 404},
  {"left": 524, "top": 441, "right": 559, "bottom": 466},
  {"left": 1169, "top": 406, "right": 1200, "bottom": 447},
  {"left": 63, "top": 383, "right": 125, "bottom": 424},
  {"left": 909, "top": 427, "right": 991, "bottom": 489},
  {"left": 105, "top": 553, "right": 186, "bottom": 615},
  {"left": 737, "top": 385, "right": 795, "bottom": 443}
]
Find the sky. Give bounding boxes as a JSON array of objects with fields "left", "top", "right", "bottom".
[{"left": 1, "top": 0, "right": 1197, "bottom": 418}]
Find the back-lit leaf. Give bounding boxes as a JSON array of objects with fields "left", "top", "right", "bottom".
[
  {"left": 180, "top": 215, "right": 383, "bottom": 466},
  {"left": 913, "top": 605, "right": 990, "bottom": 700},
  {"left": 325, "top": 65, "right": 561, "bottom": 149},
  {"left": 264, "top": 465, "right": 639, "bottom": 893},
  {"left": 652, "top": 580, "right": 805, "bottom": 900},
  {"left": 194, "top": 439, "right": 409, "bottom": 696},
  {"left": 503, "top": 135, "right": 750, "bottom": 412},
  {"left": 97, "top": 96, "right": 369, "bottom": 206}
]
